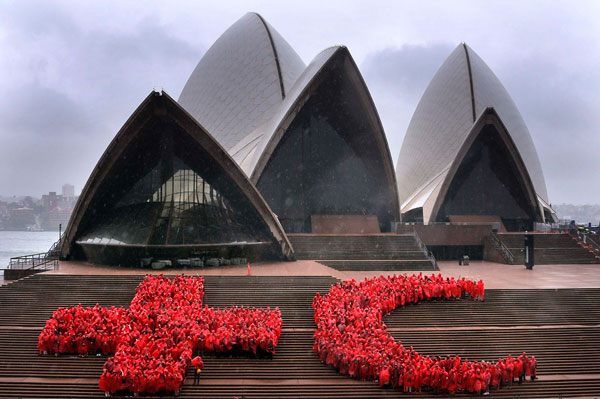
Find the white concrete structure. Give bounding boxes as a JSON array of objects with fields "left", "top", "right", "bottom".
[
  {"left": 396, "top": 43, "right": 554, "bottom": 225},
  {"left": 179, "top": 13, "right": 400, "bottom": 232}
]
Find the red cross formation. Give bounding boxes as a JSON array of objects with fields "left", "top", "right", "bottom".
[{"left": 38, "top": 275, "right": 282, "bottom": 394}]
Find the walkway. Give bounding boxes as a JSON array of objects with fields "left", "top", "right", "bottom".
[{"left": 48, "top": 259, "right": 600, "bottom": 289}]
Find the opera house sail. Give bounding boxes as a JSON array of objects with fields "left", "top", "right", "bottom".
[
  {"left": 396, "top": 43, "right": 556, "bottom": 230},
  {"left": 179, "top": 13, "right": 399, "bottom": 234},
  {"left": 59, "top": 14, "right": 560, "bottom": 267},
  {"left": 60, "top": 91, "right": 292, "bottom": 265}
]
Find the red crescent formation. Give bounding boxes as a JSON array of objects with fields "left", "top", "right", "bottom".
[
  {"left": 38, "top": 275, "right": 282, "bottom": 395},
  {"left": 312, "top": 274, "right": 537, "bottom": 394}
]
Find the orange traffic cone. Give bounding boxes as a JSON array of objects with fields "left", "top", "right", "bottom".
[{"left": 247, "top": 262, "right": 251, "bottom": 276}]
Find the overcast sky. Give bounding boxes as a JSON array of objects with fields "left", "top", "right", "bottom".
[{"left": 1, "top": 0, "right": 598, "bottom": 205}]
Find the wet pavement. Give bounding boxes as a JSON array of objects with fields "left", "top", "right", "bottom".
[{"left": 41, "top": 259, "right": 600, "bottom": 289}]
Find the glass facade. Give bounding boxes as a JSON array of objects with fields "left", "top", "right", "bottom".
[
  {"left": 76, "top": 119, "right": 270, "bottom": 248},
  {"left": 257, "top": 62, "right": 394, "bottom": 233},
  {"left": 435, "top": 124, "right": 538, "bottom": 231}
]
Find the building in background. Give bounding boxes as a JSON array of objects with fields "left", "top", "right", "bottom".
[
  {"left": 39, "top": 208, "right": 73, "bottom": 231},
  {"left": 39, "top": 188, "right": 78, "bottom": 231},
  {"left": 62, "top": 184, "right": 75, "bottom": 201},
  {"left": 7, "top": 207, "right": 35, "bottom": 230},
  {"left": 41, "top": 192, "right": 60, "bottom": 210}
]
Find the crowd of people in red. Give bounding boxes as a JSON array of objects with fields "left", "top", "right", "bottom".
[
  {"left": 312, "top": 274, "right": 537, "bottom": 394},
  {"left": 38, "top": 275, "right": 282, "bottom": 395}
]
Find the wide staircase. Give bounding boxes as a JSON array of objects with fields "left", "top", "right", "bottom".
[
  {"left": 288, "top": 233, "right": 436, "bottom": 271},
  {"left": 1, "top": 274, "right": 600, "bottom": 397},
  {"left": 497, "top": 232, "right": 600, "bottom": 264}
]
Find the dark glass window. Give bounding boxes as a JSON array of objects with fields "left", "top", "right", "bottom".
[
  {"left": 436, "top": 124, "right": 538, "bottom": 231},
  {"left": 257, "top": 65, "right": 394, "bottom": 233},
  {"left": 76, "top": 120, "right": 269, "bottom": 246}
]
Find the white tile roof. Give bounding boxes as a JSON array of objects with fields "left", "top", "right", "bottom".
[
  {"left": 178, "top": 13, "right": 305, "bottom": 153},
  {"left": 396, "top": 43, "right": 549, "bottom": 210}
]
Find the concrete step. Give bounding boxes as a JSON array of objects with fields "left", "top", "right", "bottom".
[
  {"left": 2, "top": 275, "right": 600, "bottom": 397},
  {"left": 318, "top": 260, "right": 435, "bottom": 271}
]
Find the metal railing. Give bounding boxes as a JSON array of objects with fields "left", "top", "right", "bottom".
[
  {"left": 570, "top": 230, "right": 600, "bottom": 260},
  {"left": 398, "top": 221, "right": 503, "bottom": 231},
  {"left": 5, "top": 235, "right": 62, "bottom": 272},
  {"left": 585, "top": 235, "right": 600, "bottom": 258},
  {"left": 535, "top": 222, "right": 577, "bottom": 233},
  {"left": 487, "top": 232, "right": 515, "bottom": 264},
  {"left": 533, "top": 222, "right": 552, "bottom": 232},
  {"left": 47, "top": 237, "right": 62, "bottom": 257},
  {"left": 411, "top": 229, "right": 438, "bottom": 270},
  {"left": 7, "top": 252, "right": 59, "bottom": 271}
]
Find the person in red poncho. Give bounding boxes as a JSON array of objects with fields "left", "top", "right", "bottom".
[
  {"left": 477, "top": 280, "right": 485, "bottom": 301},
  {"left": 505, "top": 356, "right": 514, "bottom": 388},
  {"left": 530, "top": 355, "right": 537, "bottom": 381},
  {"left": 518, "top": 352, "right": 529, "bottom": 383},
  {"left": 514, "top": 356, "right": 524, "bottom": 384},
  {"left": 192, "top": 356, "right": 204, "bottom": 385},
  {"left": 379, "top": 367, "right": 390, "bottom": 387}
]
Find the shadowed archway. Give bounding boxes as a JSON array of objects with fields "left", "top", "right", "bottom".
[
  {"left": 254, "top": 47, "right": 399, "bottom": 233},
  {"left": 61, "top": 91, "right": 292, "bottom": 265},
  {"left": 430, "top": 108, "right": 543, "bottom": 231}
]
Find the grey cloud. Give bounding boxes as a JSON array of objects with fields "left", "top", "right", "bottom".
[
  {"left": 502, "top": 57, "right": 596, "bottom": 134},
  {"left": 0, "top": 84, "right": 95, "bottom": 137},
  {"left": 493, "top": 52, "right": 600, "bottom": 203},
  {"left": 362, "top": 43, "right": 454, "bottom": 101},
  {"left": 360, "top": 43, "right": 454, "bottom": 167},
  {"left": 1, "top": 0, "right": 80, "bottom": 38},
  {"left": 0, "top": 84, "right": 107, "bottom": 196},
  {"left": 0, "top": 2, "right": 205, "bottom": 197}
]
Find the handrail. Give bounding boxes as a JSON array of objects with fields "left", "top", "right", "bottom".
[
  {"left": 586, "top": 235, "right": 600, "bottom": 259},
  {"left": 487, "top": 232, "right": 515, "bottom": 264},
  {"left": 3, "top": 234, "right": 62, "bottom": 272},
  {"left": 399, "top": 221, "right": 502, "bottom": 227},
  {"left": 7, "top": 252, "right": 59, "bottom": 271},
  {"left": 47, "top": 237, "right": 62, "bottom": 257},
  {"left": 570, "top": 230, "right": 600, "bottom": 260},
  {"left": 410, "top": 229, "right": 438, "bottom": 270}
]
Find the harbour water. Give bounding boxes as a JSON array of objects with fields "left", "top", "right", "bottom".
[{"left": 0, "top": 231, "right": 59, "bottom": 271}]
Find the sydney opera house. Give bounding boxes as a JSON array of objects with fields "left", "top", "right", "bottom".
[
  {"left": 4, "top": 12, "right": 600, "bottom": 399},
  {"left": 59, "top": 12, "right": 557, "bottom": 265}
]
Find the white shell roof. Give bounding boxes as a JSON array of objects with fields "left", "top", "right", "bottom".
[
  {"left": 228, "top": 45, "right": 399, "bottom": 220},
  {"left": 62, "top": 91, "right": 294, "bottom": 260},
  {"left": 396, "top": 43, "right": 549, "bottom": 209},
  {"left": 229, "top": 46, "right": 341, "bottom": 179},
  {"left": 178, "top": 13, "right": 306, "bottom": 152}
]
